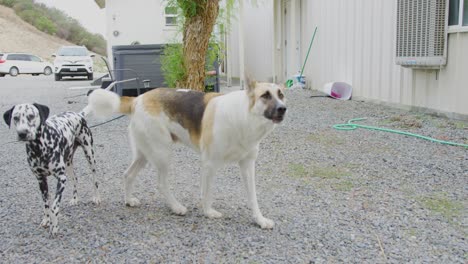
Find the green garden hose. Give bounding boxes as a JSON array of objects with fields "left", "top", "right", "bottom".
[{"left": 333, "top": 118, "right": 468, "bottom": 148}]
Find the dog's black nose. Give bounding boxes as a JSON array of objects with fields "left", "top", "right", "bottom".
[
  {"left": 18, "top": 132, "right": 27, "bottom": 140},
  {"left": 277, "top": 106, "right": 287, "bottom": 115}
]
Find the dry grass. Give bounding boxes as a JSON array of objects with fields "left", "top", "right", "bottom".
[
  {"left": 307, "top": 131, "right": 345, "bottom": 146},
  {"left": 417, "top": 193, "right": 464, "bottom": 222},
  {"left": 381, "top": 115, "right": 423, "bottom": 129}
]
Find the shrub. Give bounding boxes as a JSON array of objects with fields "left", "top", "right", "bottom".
[
  {"left": 35, "top": 16, "right": 57, "bottom": 34},
  {"left": 0, "top": 0, "right": 16, "bottom": 7},
  {"left": 161, "top": 43, "right": 220, "bottom": 90},
  {"left": 161, "top": 44, "right": 185, "bottom": 88},
  {"left": 17, "top": 9, "right": 36, "bottom": 23}
]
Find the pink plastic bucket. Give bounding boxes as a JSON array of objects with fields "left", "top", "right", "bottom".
[{"left": 322, "top": 82, "right": 352, "bottom": 100}]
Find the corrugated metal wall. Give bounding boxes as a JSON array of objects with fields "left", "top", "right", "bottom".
[
  {"left": 301, "top": 0, "right": 468, "bottom": 116},
  {"left": 227, "top": 0, "right": 274, "bottom": 81}
]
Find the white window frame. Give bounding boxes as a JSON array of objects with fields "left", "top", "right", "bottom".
[
  {"left": 448, "top": 0, "right": 468, "bottom": 33},
  {"left": 164, "top": 6, "right": 178, "bottom": 27}
]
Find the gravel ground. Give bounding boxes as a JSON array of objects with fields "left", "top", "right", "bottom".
[{"left": 0, "top": 76, "right": 467, "bottom": 263}]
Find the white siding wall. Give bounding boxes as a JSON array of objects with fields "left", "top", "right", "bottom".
[
  {"left": 301, "top": 0, "right": 468, "bottom": 116},
  {"left": 227, "top": 0, "right": 274, "bottom": 82},
  {"left": 227, "top": 15, "right": 240, "bottom": 79},
  {"left": 105, "top": 0, "right": 468, "bottom": 116},
  {"left": 105, "top": 0, "right": 179, "bottom": 62}
]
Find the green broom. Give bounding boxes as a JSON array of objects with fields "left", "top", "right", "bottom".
[{"left": 286, "top": 26, "right": 317, "bottom": 88}]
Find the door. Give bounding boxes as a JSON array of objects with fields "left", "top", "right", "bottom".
[
  {"left": 18, "top": 54, "right": 32, "bottom": 73},
  {"left": 28, "top": 55, "right": 44, "bottom": 73},
  {"left": 282, "top": 0, "right": 301, "bottom": 80},
  {"left": 282, "top": 0, "right": 290, "bottom": 80},
  {"left": 6, "top": 54, "right": 26, "bottom": 73}
]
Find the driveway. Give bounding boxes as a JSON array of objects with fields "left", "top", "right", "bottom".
[{"left": 0, "top": 76, "right": 466, "bottom": 263}]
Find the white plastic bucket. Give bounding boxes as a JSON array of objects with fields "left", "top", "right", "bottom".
[
  {"left": 291, "top": 74, "right": 306, "bottom": 89},
  {"left": 322, "top": 82, "right": 352, "bottom": 100},
  {"left": 294, "top": 74, "right": 306, "bottom": 85}
]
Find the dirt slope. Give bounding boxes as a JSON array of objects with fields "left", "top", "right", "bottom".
[{"left": 0, "top": 5, "right": 76, "bottom": 62}]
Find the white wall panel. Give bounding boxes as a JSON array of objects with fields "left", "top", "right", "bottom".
[
  {"left": 243, "top": 0, "right": 274, "bottom": 81},
  {"left": 105, "top": 0, "right": 179, "bottom": 63},
  {"left": 299, "top": 0, "right": 467, "bottom": 116},
  {"left": 226, "top": 0, "right": 274, "bottom": 82}
]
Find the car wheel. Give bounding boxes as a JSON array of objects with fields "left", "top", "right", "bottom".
[
  {"left": 54, "top": 73, "right": 61, "bottom": 81},
  {"left": 87, "top": 73, "right": 93, "bottom": 80},
  {"left": 44, "top": 67, "right": 52, "bottom": 76},
  {"left": 9, "top": 67, "right": 19, "bottom": 77},
  {"left": 0, "top": 73, "right": 5, "bottom": 77}
]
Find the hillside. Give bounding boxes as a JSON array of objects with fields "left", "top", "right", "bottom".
[{"left": 0, "top": 5, "right": 74, "bottom": 62}]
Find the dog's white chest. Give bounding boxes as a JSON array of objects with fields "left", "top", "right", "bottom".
[{"left": 212, "top": 124, "right": 273, "bottom": 163}]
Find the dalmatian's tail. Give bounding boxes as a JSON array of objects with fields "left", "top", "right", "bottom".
[{"left": 87, "top": 89, "right": 134, "bottom": 118}]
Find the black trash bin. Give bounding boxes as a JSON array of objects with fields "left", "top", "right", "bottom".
[
  {"left": 112, "top": 44, "right": 219, "bottom": 96},
  {"left": 112, "top": 44, "right": 165, "bottom": 96}
]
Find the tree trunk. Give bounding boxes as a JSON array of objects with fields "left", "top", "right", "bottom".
[{"left": 178, "top": 0, "right": 219, "bottom": 91}]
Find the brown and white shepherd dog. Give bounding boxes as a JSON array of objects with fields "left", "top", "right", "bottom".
[{"left": 88, "top": 80, "right": 286, "bottom": 228}]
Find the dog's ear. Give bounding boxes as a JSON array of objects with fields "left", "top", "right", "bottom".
[
  {"left": 33, "top": 103, "right": 50, "bottom": 125},
  {"left": 245, "top": 75, "right": 256, "bottom": 94},
  {"left": 3, "top": 106, "right": 15, "bottom": 128}
]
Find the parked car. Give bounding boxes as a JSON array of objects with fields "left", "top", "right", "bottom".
[
  {"left": 53, "top": 46, "right": 94, "bottom": 81},
  {"left": 0, "top": 53, "right": 53, "bottom": 77}
]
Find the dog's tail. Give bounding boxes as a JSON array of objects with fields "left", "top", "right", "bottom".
[
  {"left": 79, "top": 105, "right": 93, "bottom": 117},
  {"left": 87, "top": 89, "right": 134, "bottom": 118}
]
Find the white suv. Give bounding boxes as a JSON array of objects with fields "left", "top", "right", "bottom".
[
  {"left": 0, "top": 53, "right": 53, "bottom": 77},
  {"left": 53, "top": 46, "right": 94, "bottom": 81}
]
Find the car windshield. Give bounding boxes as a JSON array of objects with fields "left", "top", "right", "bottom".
[{"left": 57, "top": 47, "right": 88, "bottom": 56}]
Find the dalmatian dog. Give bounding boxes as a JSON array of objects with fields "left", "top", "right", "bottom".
[{"left": 3, "top": 103, "right": 101, "bottom": 236}]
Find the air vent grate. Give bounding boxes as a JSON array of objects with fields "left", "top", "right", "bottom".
[{"left": 396, "top": 0, "right": 448, "bottom": 68}]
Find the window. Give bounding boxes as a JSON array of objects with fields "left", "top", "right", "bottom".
[
  {"left": 19, "top": 54, "right": 31, "bottom": 61},
  {"left": 449, "top": 0, "right": 468, "bottom": 31},
  {"left": 58, "top": 47, "right": 88, "bottom": 56},
  {"left": 7, "top": 54, "right": 29, "bottom": 61},
  {"left": 7, "top": 54, "right": 21, "bottom": 60},
  {"left": 165, "top": 6, "right": 177, "bottom": 26},
  {"left": 29, "top": 55, "right": 41, "bottom": 62}
]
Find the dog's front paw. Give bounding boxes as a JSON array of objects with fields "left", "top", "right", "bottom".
[
  {"left": 256, "top": 217, "right": 275, "bottom": 229},
  {"left": 171, "top": 204, "right": 187, "bottom": 216},
  {"left": 49, "top": 225, "right": 59, "bottom": 237},
  {"left": 125, "top": 197, "right": 141, "bottom": 207},
  {"left": 69, "top": 198, "right": 79, "bottom": 206},
  {"left": 92, "top": 195, "right": 101, "bottom": 205},
  {"left": 40, "top": 218, "right": 50, "bottom": 228},
  {"left": 204, "top": 208, "right": 223, "bottom": 219}
]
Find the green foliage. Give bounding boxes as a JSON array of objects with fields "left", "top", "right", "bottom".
[
  {"left": 11, "top": 0, "right": 33, "bottom": 12},
  {"left": 0, "top": 0, "right": 106, "bottom": 55},
  {"left": 161, "top": 44, "right": 185, "bottom": 88},
  {"left": 161, "top": 43, "right": 218, "bottom": 90},
  {"left": 418, "top": 193, "right": 464, "bottom": 221},
  {"left": 35, "top": 16, "right": 57, "bottom": 34},
  {"left": 333, "top": 180, "right": 354, "bottom": 192},
  {"left": 161, "top": 0, "right": 228, "bottom": 89},
  {"left": 175, "top": 0, "right": 200, "bottom": 18},
  {"left": 288, "top": 163, "right": 308, "bottom": 179},
  {"left": 17, "top": 9, "right": 36, "bottom": 23},
  {"left": 0, "top": 0, "right": 16, "bottom": 7}
]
